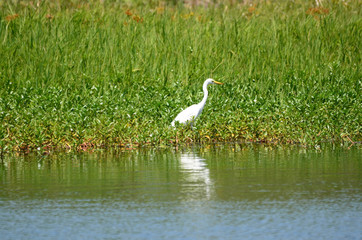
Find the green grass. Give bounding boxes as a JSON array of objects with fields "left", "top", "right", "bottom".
[{"left": 0, "top": 0, "right": 361, "bottom": 153}]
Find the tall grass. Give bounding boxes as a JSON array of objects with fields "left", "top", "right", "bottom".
[{"left": 0, "top": 0, "right": 361, "bottom": 152}]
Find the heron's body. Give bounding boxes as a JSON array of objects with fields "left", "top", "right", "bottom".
[
  {"left": 172, "top": 103, "right": 204, "bottom": 126},
  {"left": 171, "top": 78, "right": 223, "bottom": 127}
]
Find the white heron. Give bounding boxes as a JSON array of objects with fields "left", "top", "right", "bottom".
[{"left": 171, "top": 78, "right": 223, "bottom": 127}]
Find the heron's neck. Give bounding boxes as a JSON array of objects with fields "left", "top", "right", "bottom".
[{"left": 199, "top": 82, "right": 209, "bottom": 107}]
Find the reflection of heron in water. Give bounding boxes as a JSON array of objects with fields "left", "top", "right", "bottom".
[{"left": 179, "top": 151, "right": 213, "bottom": 200}]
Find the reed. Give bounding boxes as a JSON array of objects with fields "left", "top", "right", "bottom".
[{"left": 0, "top": 0, "right": 360, "bottom": 152}]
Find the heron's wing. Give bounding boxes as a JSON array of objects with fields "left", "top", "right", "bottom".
[{"left": 173, "top": 104, "right": 199, "bottom": 124}]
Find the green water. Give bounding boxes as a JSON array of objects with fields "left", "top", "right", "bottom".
[{"left": 0, "top": 144, "right": 361, "bottom": 239}]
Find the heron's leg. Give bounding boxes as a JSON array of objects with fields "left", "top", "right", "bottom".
[{"left": 190, "top": 121, "right": 195, "bottom": 130}]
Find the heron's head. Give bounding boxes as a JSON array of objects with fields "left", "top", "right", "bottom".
[{"left": 205, "top": 78, "right": 224, "bottom": 85}]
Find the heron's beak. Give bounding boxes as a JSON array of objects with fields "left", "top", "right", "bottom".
[{"left": 213, "top": 80, "right": 224, "bottom": 85}]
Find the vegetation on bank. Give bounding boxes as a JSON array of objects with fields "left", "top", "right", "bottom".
[{"left": 0, "top": 0, "right": 361, "bottom": 153}]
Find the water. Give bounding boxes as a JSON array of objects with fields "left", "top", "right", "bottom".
[{"left": 0, "top": 144, "right": 361, "bottom": 239}]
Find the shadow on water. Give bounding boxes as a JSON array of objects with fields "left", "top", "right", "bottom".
[{"left": 179, "top": 151, "right": 213, "bottom": 200}]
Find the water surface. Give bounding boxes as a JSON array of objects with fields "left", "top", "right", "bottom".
[{"left": 0, "top": 144, "right": 361, "bottom": 239}]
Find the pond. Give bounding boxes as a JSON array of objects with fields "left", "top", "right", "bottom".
[{"left": 0, "top": 144, "right": 361, "bottom": 239}]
